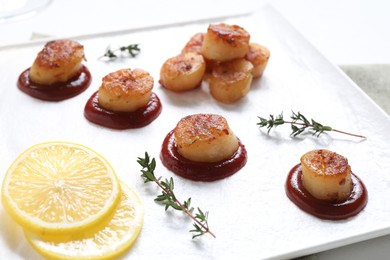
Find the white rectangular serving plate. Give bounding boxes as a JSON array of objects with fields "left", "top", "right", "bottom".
[{"left": 1, "top": 4, "right": 390, "bottom": 260}]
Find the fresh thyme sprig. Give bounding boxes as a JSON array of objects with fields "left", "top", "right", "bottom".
[
  {"left": 137, "top": 152, "right": 215, "bottom": 239},
  {"left": 99, "top": 44, "right": 140, "bottom": 60},
  {"left": 257, "top": 111, "right": 366, "bottom": 139}
]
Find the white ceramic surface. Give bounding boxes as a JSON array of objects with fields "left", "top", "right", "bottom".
[{"left": 1, "top": 4, "right": 390, "bottom": 259}]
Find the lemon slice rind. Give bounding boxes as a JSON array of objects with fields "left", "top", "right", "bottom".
[
  {"left": 25, "top": 181, "right": 144, "bottom": 260},
  {"left": 1, "top": 141, "right": 121, "bottom": 235}
]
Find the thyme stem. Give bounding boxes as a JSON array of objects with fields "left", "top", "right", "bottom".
[
  {"left": 258, "top": 111, "right": 366, "bottom": 139},
  {"left": 282, "top": 120, "right": 366, "bottom": 139},
  {"left": 99, "top": 44, "right": 140, "bottom": 60},
  {"left": 137, "top": 152, "right": 215, "bottom": 239},
  {"left": 328, "top": 128, "right": 367, "bottom": 139}
]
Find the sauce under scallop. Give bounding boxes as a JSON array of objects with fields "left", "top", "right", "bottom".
[
  {"left": 160, "top": 114, "right": 247, "bottom": 181},
  {"left": 285, "top": 163, "right": 368, "bottom": 220},
  {"left": 18, "top": 66, "right": 91, "bottom": 101},
  {"left": 84, "top": 91, "right": 162, "bottom": 129},
  {"left": 18, "top": 39, "right": 91, "bottom": 101},
  {"left": 84, "top": 68, "right": 162, "bottom": 129}
]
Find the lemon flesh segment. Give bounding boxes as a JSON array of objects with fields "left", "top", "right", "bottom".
[
  {"left": 1, "top": 142, "right": 121, "bottom": 235},
  {"left": 25, "top": 182, "right": 144, "bottom": 260}
]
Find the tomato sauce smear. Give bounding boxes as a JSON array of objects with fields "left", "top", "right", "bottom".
[
  {"left": 160, "top": 130, "right": 247, "bottom": 182},
  {"left": 285, "top": 164, "right": 368, "bottom": 220},
  {"left": 84, "top": 91, "right": 162, "bottom": 129},
  {"left": 17, "top": 65, "right": 91, "bottom": 101}
]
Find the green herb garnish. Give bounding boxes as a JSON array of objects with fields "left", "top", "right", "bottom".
[
  {"left": 100, "top": 44, "right": 140, "bottom": 60},
  {"left": 137, "top": 152, "right": 215, "bottom": 239},
  {"left": 257, "top": 111, "right": 366, "bottom": 139}
]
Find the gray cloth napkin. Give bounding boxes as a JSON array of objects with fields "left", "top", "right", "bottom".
[{"left": 340, "top": 64, "right": 390, "bottom": 115}]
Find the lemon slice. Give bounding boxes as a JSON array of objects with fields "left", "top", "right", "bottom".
[
  {"left": 25, "top": 182, "right": 144, "bottom": 259},
  {"left": 1, "top": 141, "right": 121, "bottom": 235}
]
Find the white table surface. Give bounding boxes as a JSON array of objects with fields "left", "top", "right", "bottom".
[{"left": 1, "top": 0, "right": 389, "bottom": 259}]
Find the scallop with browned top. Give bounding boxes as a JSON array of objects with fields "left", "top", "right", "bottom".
[
  {"left": 201, "top": 23, "right": 250, "bottom": 62},
  {"left": 245, "top": 43, "right": 270, "bottom": 78},
  {"left": 300, "top": 149, "right": 353, "bottom": 201},
  {"left": 29, "top": 39, "right": 86, "bottom": 85},
  {"left": 208, "top": 59, "right": 253, "bottom": 103},
  {"left": 98, "top": 68, "right": 154, "bottom": 112},
  {"left": 174, "top": 114, "right": 239, "bottom": 163},
  {"left": 159, "top": 52, "right": 206, "bottom": 92}
]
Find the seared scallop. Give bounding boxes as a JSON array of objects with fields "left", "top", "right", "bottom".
[
  {"left": 300, "top": 149, "right": 353, "bottom": 201},
  {"left": 29, "top": 39, "right": 85, "bottom": 85},
  {"left": 201, "top": 23, "right": 250, "bottom": 62},
  {"left": 98, "top": 68, "right": 153, "bottom": 112},
  {"left": 208, "top": 58, "right": 253, "bottom": 103},
  {"left": 181, "top": 32, "right": 216, "bottom": 73},
  {"left": 159, "top": 52, "right": 206, "bottom": 92},
  {"left": 174, "top": 114, "right": 239, "bottom": 163},
  {"left": 245, "top": 43, "right": 270, "bottom": 78},
  {"left": 181, "top": 32, "right": 204, "bottom": 55}
]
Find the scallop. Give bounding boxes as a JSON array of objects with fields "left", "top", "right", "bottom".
[
  {"left": 300, "top": 149, "right": 353, "bottom": 201},
  {"left": 245, "top": 42, "right": 270, "bottom": 78},
  {"left": 159, "top": 52, "right": 206, "bottom": 92},
  {"left": 201, "top": 23, "right": 250, "bottom": 62},
  {"left": 174, "top": 114, "right": 239, "bottom": 163},
  {"left": 29, "top": 39, "right": 85, "bottom": 85},
  {"left": 208, "top": 58, "right": 253, "bottom": 103},
  {"left": 98, "top": 68, "right": 153, "bottom": 112}
]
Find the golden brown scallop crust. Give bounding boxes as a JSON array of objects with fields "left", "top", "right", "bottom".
[
  {"left": 100, "top": 68, "right": 153, "bottom": 98},
  {"left": 245, "top": 43, "right": 270, "bottom": 78},
  {"left": 29, "top": 39, "right": 87, "bottom": 85},
  {"left": 301, "top": 149, "right": 350, "bottom": 177},
  {"left": 300, "top": 149, "right": 353, "bottom": 201},
  {"left": 97, "top": 68, "right": 154, "bottom": 112},
  {"left": 174, "top": 114, "right": 231, "bottom": 147},
  {"left": 159, "top": 52, "right": 206, "bottom": 92},
  {"left": 211, "top": 59, "right": 253, "bottom": 83},
  {"left": 208, "top": 58, "right": 253, "bottom": 103},
  {"left": 181, "top": 33, "right": 205, "bottom": 54},
  {"left": 161, "top": 53, "right": 204, "bottom": 77},
  {"left": 173, "top": 113, "right": 239, "bottom": 163},
  {"left": 201, "top": 23, "right": 250, "bottom": 62},
  {"left": 33, "top": 40, "right": 85, "bottom": 69},
  {"left": 208, "top": 23, "right": 250, "bottom": 47}
]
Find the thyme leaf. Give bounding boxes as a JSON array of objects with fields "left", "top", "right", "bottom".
[
  {"left": 99, "top": 44, "right": 140, "bottom": 60},
  {"left": 137, "top": 152, "right": 215, "bottom": 239},
  {"left": 257, "top": 111, "right": 366, "bottom": 139}
]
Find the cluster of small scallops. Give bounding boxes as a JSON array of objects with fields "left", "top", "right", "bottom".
[{"left": 159, "top": 23, "right": 270, "bottom": 103}]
